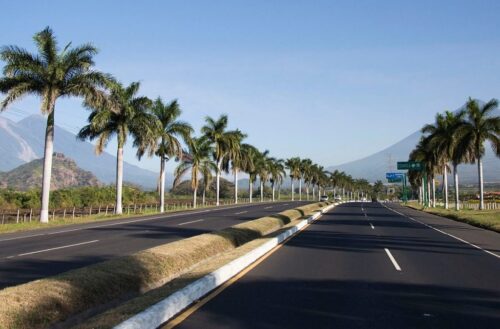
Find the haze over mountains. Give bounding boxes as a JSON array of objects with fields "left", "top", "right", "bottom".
[{"left": 0, "top": 115, "right": 165, "bottom": 189}]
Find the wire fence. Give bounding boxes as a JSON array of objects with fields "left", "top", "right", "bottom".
[{"left": 0, "top": 197, "right": 272, "bottom": 224}]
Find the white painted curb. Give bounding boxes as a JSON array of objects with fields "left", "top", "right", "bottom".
[{"left": 114, "top": 203, "right": 337, "bottom": 329}]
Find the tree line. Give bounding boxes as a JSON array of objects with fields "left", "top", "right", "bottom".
[
  {"left": 0, "top": 27, "right": 375, "bottom": 222},
  {"left": 408, "top": 98, "right": 500, "bottom": 210}
]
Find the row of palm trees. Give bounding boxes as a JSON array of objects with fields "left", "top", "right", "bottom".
[
  {"left": 409, "top": 98, "right": 499, "bottom": 210},
  {"left": 0, "top": 27, "right": 377, "bottom": 223}
]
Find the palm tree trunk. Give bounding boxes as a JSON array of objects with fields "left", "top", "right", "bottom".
[
  {"left": 427, "top": 179, "right": 431, "bottom": 208},
  {"left": 260, "top": 180, "right": 264, "bottom": 202},
  {"left": 115, "top": 146, "right": 124, "bottom": 215},
  {"left": 312, "top": 186, "right": 315, "bottom": 200},
  {"left": 249, "top": 179, "right": 253, "bottom": 203},
  {"left": 193, "top": 186, "right": 198, "bottom": 208},
  {"left": 432, "top": 176, "right": 436, "bottom": 207},
  {"left": 306, "top": 185, "right": 309, "bottom": 201},
  {"left": 443, "top": 165, "right": 448, "bottom": 209},
  {"left": 291, "top": 178, "right": 294, "bottom": 201},
  {"left": 478, "top": 157, "right": 484, "bottom": 210},
  {"left": 419, "top": 184, "right": 422, "bottom": 204},
  {"left": 453, "top": 163, "right": 459, "bottom": 211},
  {"left": 234, "top": 169, "right": 238, "bottom": 204},
  {"left": 202, "top": 188, "right": 206, "bottom": 206},
  {"left": 278, "top": 184, "right": 281, "bottom": 200},
  {"left": 216, "top": 160, "right": 221, "bottom": 206},
  {"left": 159, "top": 156, "right": 165, "bottom": 212},
  {"left": 299, "top": 179, "right": 302, "bottom": 201},
  {"left": 40, "top": 110, "right": 55, "bottom": 223},
  {"left": 272, "top": 183, "right": 275, "bottom": 202}
]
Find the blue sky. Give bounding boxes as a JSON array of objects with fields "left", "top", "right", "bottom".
[{"left": 1, "top": 0, "right": 499, "bottom": 173}]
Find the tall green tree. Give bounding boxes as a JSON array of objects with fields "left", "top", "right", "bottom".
[
  {"left": 460, "top": 98, "right": 500, "bottom": 210},
  {"left": 174, "top": 136, "right": 216, "bottom": 208},
  {"left": 147, "top": 98, "right": 192, "bottom": 212},
  {"left": 201, "top": 115, "right": 240, "bottom": 206},
  {"left": 300, "top": 158, "right": 312, "bottom": 201},
  {"left": 0, "top": 27, "right": 113, "bottom": 223},
  {"left": 226, "top": 140, "right": 254, "bottom": 204},
  {"left": 285, "top": 157, "right": 301, "bottom": 201},
  {"left": 78, "top": 82, "right": 157, "bottom": 215},
  {"left": 269, "top": 158, "right": 286, "bottom": 202},
  {"left": 422, "top": 111, "right": 466, "bottom": 209}
]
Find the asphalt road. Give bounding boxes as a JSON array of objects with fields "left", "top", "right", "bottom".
[
  {"left": 171, "top": 202, "right": 500, "bottom": 329},
  {"left": 0, "top": 201, "right": 310, "bottom": 289}
]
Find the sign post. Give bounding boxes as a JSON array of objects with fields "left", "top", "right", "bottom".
[{"left": 395, "top": 161, "right": 425, "bottom": 206}]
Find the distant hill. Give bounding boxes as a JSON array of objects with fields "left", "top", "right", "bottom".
[
  {"left": 0, "top": 115, "right": 168, "bottom": 189},
  {"left": 0, "top": 153, "right": 101, "bottom": 190},
  {"left": 328, "top": 105, "right": 500, "bottom": 184}
]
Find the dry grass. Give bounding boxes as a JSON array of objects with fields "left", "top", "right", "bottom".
[
  {"left": 406, "top": 202, "right": 500, "bottom": 233},
  {"left": 74, "top": 215, "right": 318, "bottom": 329},
  {"left": 0, "top": 202, "right": 329, "bottom": 329}
]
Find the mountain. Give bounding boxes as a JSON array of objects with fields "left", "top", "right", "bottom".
[
  {"left": 0, "top": 153, "right": 101, "bottom": 190},
  {"left": 0, "top": 115, "right": 166, "bottom": 189},
  {"left": 328, "top": 111, "right": 500, "bottom": 184}
]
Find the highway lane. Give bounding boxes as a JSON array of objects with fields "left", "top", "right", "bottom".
[
  {"left": 170, "top": 202, "right": 500, "bottom": 329},
  {"left": 0, "top": 201, "right": 309, "bottom": 289}
]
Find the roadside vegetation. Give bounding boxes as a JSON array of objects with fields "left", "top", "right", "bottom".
[
  {"left": 407, "top": 201, "right": 500, "bottom": 233},
  {"left": 408, "top": 98, "right": 499, "bottom": 210}
]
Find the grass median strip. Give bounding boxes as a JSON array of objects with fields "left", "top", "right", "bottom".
[
  {"left": 0, "top": 202, "right": 330, "bottom": 329},
  {"left": 73, "top": 208, "right": 329, "bottom": 329},
  {"left": 406, "top": 202, "right": 500, "bottom": 233}
]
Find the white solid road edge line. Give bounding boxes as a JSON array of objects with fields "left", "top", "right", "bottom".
[
  {"left": 16, "top": 240, "right": 99, "bottom": 257},
  {"left": 113, "top": 203, "right": 338, "bottom": 329},
  {"left": 384, "top": 248, "right": 402, "bottom": 271},
  {"left": 383, "top": 204, "right": 500, "bottom": 259}
]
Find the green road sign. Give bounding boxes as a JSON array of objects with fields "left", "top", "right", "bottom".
[
  {"left": 388, "top": 178, "right": 403, "bottom": 183},
  {"left": 397, "top": 161, "right": 423, "bottom": 171}
]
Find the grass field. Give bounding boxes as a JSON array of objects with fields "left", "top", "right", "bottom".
[{"left": 406, "top": 202, "right": 500, "bottom": 233}]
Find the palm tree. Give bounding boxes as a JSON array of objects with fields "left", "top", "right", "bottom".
[
  {"left": 147, "top": 98, "right": 192, "bottom": 213},
  {"left": 241, "top": 145, "right": 259, "bottom": 203},
  {"left": 300, "top": 158, "right": 312, "bottom": 201},
  {"left": 422, "top": 111, "right": 466, "bottom": 209},
  {"left": 78, "top": 82, "right": 157, "bottom": 215},
  {"left": 228, "top": 141, "right": 254, "bottom": 204},
  {"left": 174, "top": 136, "right": 216, "bottom": 208},
  {"left": 201, "top": 115, "right": 240, "bottom": 206},
  {"left": 269, "top": 159, "right": 286, "bottom": 202},
  {"left": 460, "top": 98, "right": 500, "bottom": 210},
  {"left": 222, "top": 130, "right": 247, "bottom": 204},
  {"left": 0, "top": 27, "right": 113, "bottom": 223},
  {"left": 285, "top": 157, "right": 301, "bottom": 201},
  {"left": 255, "top": 150, "right": 270, "bottom": 202},
  {"left": 201, "top": 161, "right": 214, "bottom": 206}
]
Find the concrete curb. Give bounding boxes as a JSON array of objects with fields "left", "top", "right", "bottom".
[{"left": 114, "top": 203, "right": 337, "bottom": 329}]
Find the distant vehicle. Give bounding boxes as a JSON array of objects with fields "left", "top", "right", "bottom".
[
  {"left": 361, "top": 197, "right": 367, "bottom": 202},
  {"left": 334, "top": 196, "right": 342, "bottom": 201},
  {"left": 320, "top": 195, "right": 329, "bottom": 201}
]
